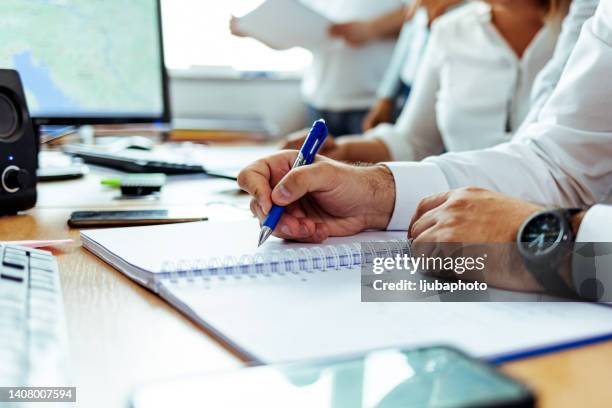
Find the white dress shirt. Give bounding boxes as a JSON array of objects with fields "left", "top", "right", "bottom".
[
  {"left": 301, "top": 0, "right": 403, "bottom": 111},
  {"left": 385, "top": 0, "right": 612, "bottom": 232},
  {"left": 366, "top": 2, "right": 558, "bottom": 161}
]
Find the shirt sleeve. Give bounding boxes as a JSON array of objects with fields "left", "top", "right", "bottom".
[
  {"left": 385, "top": 2, "right": 612, "bottom": 226},
  {"left": 576, "top": 205, "right": 612, "bottom": 242},
  {"left": 516, "top": 0, "right": 599, "bottom": 135},
  {"left": 366, "top": 20, "right": 445, "bottom": 162},
  {"left": 572, "top": 204, "right": 612, "bottom": 302},
  {"left": 383, "top": 162, "right": 450, "bottom": 230}
]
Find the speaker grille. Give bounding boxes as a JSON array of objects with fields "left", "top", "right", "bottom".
[{"left": 0, "top": 92, "right": 20, "bottom": 142}]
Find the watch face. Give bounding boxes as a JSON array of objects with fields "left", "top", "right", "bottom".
[{"left": 520, "top": 212, "right": 564, "bottom": 256}]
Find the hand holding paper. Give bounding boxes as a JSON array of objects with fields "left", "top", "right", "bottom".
[{"left": 233, "top": 0, "right": 332, "bottom": 50}]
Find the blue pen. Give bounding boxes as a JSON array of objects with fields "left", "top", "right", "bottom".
[{"left": 258, "top": 119, "right": 328, "bottom": 247}]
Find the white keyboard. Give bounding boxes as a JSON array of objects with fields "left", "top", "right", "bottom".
[{"left": 0, "top": 244, "right": 70, "bottom": 388}]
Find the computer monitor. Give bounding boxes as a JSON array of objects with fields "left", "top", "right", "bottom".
[{"left": 0, "top": 0, "right": 170, "bottom": 126}]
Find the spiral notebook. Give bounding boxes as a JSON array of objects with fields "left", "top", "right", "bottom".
[{"left": 81, "top": 219, "right": 612, "bottom": 364}]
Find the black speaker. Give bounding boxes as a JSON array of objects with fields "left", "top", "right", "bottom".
[{"left": 0, "top": 69, "right": 37, "bottom": 215}]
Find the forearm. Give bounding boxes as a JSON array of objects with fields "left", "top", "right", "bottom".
[
  {"left": 336, "top": 138, "right": 393, "bottom": 163},
  {"left": 368, "top": 6, "right": 408, "bottom": 40}
]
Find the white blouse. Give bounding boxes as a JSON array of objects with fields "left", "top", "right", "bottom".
[
  {"left": 301, "top": 0, "right": 403, "bottom": 111},
  {"left": 366, "top": 2, "right": 558, "bottom": 161}
]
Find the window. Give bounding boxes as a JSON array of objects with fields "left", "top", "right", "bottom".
[{"left": 161, "top": 0, "right": 312, "bottom": 72}]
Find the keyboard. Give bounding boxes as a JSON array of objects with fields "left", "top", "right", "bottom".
[
  {"left": 62, "top": 144, "right": 206, "bottom": 175},
  {"left": 0, "top": 244, "right": 70, "bottom": 388}
]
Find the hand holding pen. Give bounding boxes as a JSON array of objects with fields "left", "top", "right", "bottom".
[
  {"left": 258, "top": 119, "right": 329, "bottom": 246},
  {"left": 237, "top": 119, "right": 396, "bottom": 246}
]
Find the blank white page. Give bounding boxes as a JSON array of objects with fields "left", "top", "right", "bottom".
[
  {"left": 236, "top": 0, "right": 332, "bottom": 50},
  {"left": 162, "top": 267, "right": 612, "bottom": 363}
]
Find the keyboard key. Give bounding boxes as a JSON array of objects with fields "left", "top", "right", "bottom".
[
  {"left": 29, "top": 252, "right": 53, "bottom": 260},
  {"left": 5, "top": 248, "right": 26, "bottom": 257},
  {"left": 30, "top": 259, "right": 55, "bottom": 272},
  {"left": 1, "top": 273, "right": 24, "bottom": 283},
  {"left": 2, "top": 258, "right": 26, "bottom": 270},
  {"left": 0, "top": 244, "right": 68, "bottom": 388},
  {"left": 30, "top": 273, "right": 54, "bottom": 285}
]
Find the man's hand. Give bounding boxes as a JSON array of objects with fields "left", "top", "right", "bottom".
[
  {"left": 409, "top": 187, "right": 545, "bottom": 292},
  {"left": 362, "top": 98, "right": 395, "bottom": 131},
  {"left": 279, "top": 129, "right": 344, "bottom": 160},
  {"left": 238, "top": 151, "right": 396, "bottom": 243},
  {"left": 409, "top": 187, "right": 543, "bottom": 243}
]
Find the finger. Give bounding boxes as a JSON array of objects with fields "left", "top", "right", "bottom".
[
  {"left": 271, "top": 161, "right": 336, "bottom": 207},
  {"left": 413, "top": 228, "right": 439, "bottom": 244},
  {"left": 409, "top": 191, "right": 451, "bottom": 233},
  {"left": 238, "top": 159, "right": 273, "bottom": 213},
  {"left": 312, "top": 222, "right": 330, "bottom": 242},
  {"left": 249, "top": 199, "right": 265, "bottom": 222},
  {"left": 286, "top": 205, "right": 317, "bottom": 235},
  {"left": 289, "top": 223, "right": 329, "bottom": 244},
  {"left": 287, "top": 204, "right": 307, "bottom": 219},
  {"left": 409, "top": 209, "right": 439, "bottom": 239},
  {"left": 289, "top": 222, "right": 330, "bottom": 244},
  {"left": 279, "top": 138, "right": 301, "bottom": 150},
  {"left": 272, "top": 213, "right": 315, "bottom": 240}
]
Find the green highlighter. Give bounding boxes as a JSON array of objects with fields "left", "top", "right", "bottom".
[{"left": 101, "top": 173, "right": 166, "bottom": 196}]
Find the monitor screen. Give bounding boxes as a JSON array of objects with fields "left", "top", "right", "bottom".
[{"left": 0, "top": 0, "right": 169, "bottom": 125}]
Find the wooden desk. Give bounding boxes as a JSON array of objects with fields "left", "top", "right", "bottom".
[{"left": 2, "top": 170, "right": 612, "bottom": 408}]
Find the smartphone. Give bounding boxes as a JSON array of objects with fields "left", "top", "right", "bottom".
[
  {"left": 68, "top": 209, "right": 208, "bottom": 228},
  {"left": 130, "top": 346, "right": 535, "bottom": 408}
]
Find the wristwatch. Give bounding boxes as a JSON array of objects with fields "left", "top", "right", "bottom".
[{"left": 517, "top": 209, "right": 582, "bottom": 298}]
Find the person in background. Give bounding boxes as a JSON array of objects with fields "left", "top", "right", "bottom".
[
  {"left": 231, "top": 0, "right": 407, "bottom": 136},
  {"left": 283, "top": 0, "right": 569, "bottom": 163},
  {"left": 237, "top": 0, "right": 609, "bottom": 246},
  {"left": 238, "top": 0, "right": 606, "bottom": 295},
  {"left": 362, "top": 0, "right": 464, "bottom": 131}
]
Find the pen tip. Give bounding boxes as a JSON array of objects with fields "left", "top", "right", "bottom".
[{"left": 258, "top": 227, "right": 273, "bottom": 248}]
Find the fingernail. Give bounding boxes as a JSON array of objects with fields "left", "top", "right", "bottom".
[
  {"left": 258, "top": 200, "right": 267, "bottom": 214},
  {"left": 281, "top": 225, "right": 290, "bottom": 235},
  {"left": 277, "top": 185, "right": 291, "bottom": 199}
]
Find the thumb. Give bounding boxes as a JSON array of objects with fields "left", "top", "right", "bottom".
[{"left": 271, "top": 161, "right": 335, "bottom": 206}]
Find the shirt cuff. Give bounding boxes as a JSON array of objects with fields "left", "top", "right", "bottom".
[
  {"left": 576, "top": 205, "right": 612, "bottom": 242},
  {"left": 382, "top": 161, "right": 449, "bottom": 230}
]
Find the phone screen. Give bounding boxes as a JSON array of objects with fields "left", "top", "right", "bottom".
[{"left": 132, "top": 346, "right": 533, "bottom": 408}]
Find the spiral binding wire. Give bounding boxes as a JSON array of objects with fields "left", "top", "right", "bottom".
[{"left": 161, "top": 240, "right": 410, "bottom": 284}]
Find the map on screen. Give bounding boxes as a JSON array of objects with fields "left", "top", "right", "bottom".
[{"left": 0, "top": 0, "right": 165, "bottom": 119}]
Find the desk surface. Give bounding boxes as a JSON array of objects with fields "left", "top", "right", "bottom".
[{"left": 2, "top": 165, "right": 612, "bottom": 408}]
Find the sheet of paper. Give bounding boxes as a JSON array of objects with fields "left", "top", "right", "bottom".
[
  {"left": 81, "top": 219, "right": 612, "bottom": 364},
  {"left": 163, "top": 267, "right": 612, "bottom": 363},
  {"left": 236, "top": 0, "right": 332, "bottom": 50},
  {"left": 80, "top": 218, "right": 406, "bottom": 274}
]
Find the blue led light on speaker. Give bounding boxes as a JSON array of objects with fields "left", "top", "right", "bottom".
[{"left": 8, "top": 155, "right": 14, "bottom": 161}]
